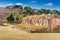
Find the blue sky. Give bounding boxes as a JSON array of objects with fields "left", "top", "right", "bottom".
[{"left": 0, "top": 0, "right": 60, "bottom": 10}]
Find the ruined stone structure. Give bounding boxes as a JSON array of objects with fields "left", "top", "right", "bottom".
[
  {"left": 22, "top": 14, "right": 60, "bottom": 32},
  {"left": 0, "top": 8, "right": 20, "bottom": 23}
]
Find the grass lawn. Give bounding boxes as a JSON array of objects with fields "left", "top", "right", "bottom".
[{"left": 0, "top": 25, "right": 60, "bottom": 40}]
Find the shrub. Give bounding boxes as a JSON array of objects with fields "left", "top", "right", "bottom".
[{"left": 6, "top": 13, "right": 14, "bottom": 23}]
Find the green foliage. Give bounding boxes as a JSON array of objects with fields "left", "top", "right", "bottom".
[
  {"left": 7, "top": 13, "right": 14, "bottom": 23},
  {"left": 19, "top": 15, "right": 24, "bottom": 23},
  {"left": 51, "top": 10, "right": 60, "bottom": 15},
  {"left": 22, "top": 7, "right": 34, "bottom": 16},
  {"left": 13, "top": 5, "right": 23, "bottom": 9},
  {"left": 6, "top": 12, "right": 23, "bottom": 23},
  {"left": 6, "top": 5, "right": 60, "bottom": 24},
  {"left": 6, "top": 5, "right": 23, "bottom": 10},
  {"left": 6, "top": 5, "right": 60, "bottom": 16}
]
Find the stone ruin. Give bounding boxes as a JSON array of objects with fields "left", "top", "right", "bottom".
[{"left": 22, "top": 14, "right": 60, "bottom": 32}]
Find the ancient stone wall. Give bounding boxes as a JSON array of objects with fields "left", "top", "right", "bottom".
[{"left": 22, "top": 14, "right": 60, "bottom": 32}]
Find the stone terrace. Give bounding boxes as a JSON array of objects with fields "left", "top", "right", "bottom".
[{"left": 0, "top": 8, "right": 20, "bottom": 22}]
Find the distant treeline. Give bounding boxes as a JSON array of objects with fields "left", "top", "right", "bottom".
[
  {"left": 6, "top": 5, "right": 60, "bottom": 23},
  {"left": 6, "top": 5, "right": 60, "bottom": 15}
]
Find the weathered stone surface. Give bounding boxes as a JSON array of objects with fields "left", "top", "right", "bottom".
[
  {"left": 22, "top": 14, "right": 60, "bottom": 32},
  {"left": 0, "top": 8, "right": 20, "bottom": 23}
]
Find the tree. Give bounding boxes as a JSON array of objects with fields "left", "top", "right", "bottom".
[
  {"left": 39, "top": 9, "right": 46, "bottom": 14},
  {"left": 33, "top": 9, "right": 41, "bottom": 15},
  {"left": 6, "top": 5, "right": 23, "bottom": 10},
  {"left": 6, "top": 5, "right": 13, "bottom": 9},
  {"left": 7, "top": 13, "right": 14, "bottom": 23},
  {"left": 14, "top": 14, "right": 24, "bottom": 23},
  {"left": 52, "top": 10, "right": 60, "bottom": 15},
  {"left": 13, "top": 5, "right": 23, "bottom": 9},
  {"left": 22, "top": 7, "right": 33, "bottom": 16},
  {"left": 45, "top": 9, "right": 51, "bottom": 14}
]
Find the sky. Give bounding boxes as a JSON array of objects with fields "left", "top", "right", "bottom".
[{"left": 0, "top": 0, "right": 60, "bottom": 10}]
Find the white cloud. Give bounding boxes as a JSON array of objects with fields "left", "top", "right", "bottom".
[
  {"left": 15, "top": 3, "right": 28, "bottom": 7},
  {"left": 6, "top": 3, "right": 23, "bottom": 6},
  {"left": 6, "top": 3, "right": 14, "bottom": 6},
  {"left": 0, "top": 3, "right": 28, "bottom": 7},
  {"left": 4, "top": 3, "right": 23, "bottom": 7},
  {"left": 30, "top": 1, "right": 37, "bottom": 3},
  {"left": 44, "top": 2, "right": 53, "bottom": 6},
  {"left": 15, "top": 3, "right": 23, "bottom": 5},
  {"left": 0, "top": 4, "right": 14, "bottom": 7}
]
